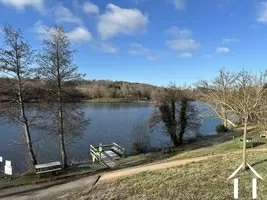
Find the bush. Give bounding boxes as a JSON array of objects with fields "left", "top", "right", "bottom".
[
  {"left": 132, "top": 119, "right": 151, "bottom": 154},
  {"left": 216, "top": 124, "right": 228, "bottom": 133}
]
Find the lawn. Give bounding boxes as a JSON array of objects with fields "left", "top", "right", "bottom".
[{"left": 66, "top": 151, "right": 267, "bottom": 200}]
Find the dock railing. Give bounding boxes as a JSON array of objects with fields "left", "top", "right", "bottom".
[
  {"left": 112, "top": 143, "right": 125, "bottom": 157},
  {"left": 90, "top": 144, "right": 120, "bottom": 168}
]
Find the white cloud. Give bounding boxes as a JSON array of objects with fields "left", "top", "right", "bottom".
[
  {"left": 171, "top": 0, "right": 185, "bottom": 10},
  {"left": 221, "top": 38, "right": 237, "bottom": 44},
  {"left": 54, "top": 4, "right": 82, "bottom": 25},
  {"left": 34, "top": 21, "right": 51, "bottom": 39},
  {"left": 165, "top": 26, "right": 191, "bottom": 38},
  {"left": 99, "top": 43, "right": 118, "bottom": 53},
  {"left": 166, "top": 39, "right": 200, "bottom": 51},
  {"left": 83, "top": 1, "right": 99, "bottom": 15},
  {"left": 0, "top": 0, "right": 44, "bottom": 11},
  {"left": 67, "top": 27, "right": 93, "bottom": 42},
  {"left": 129, "top": 43, "right": 150, "bottom": 55},
  {"left": 257, "top": 2, "right": 267, "bottom": 23},
  {"left": 97, "top": 4, "right": 149, "bottom": 40},
  {"left": 216, "top": 47, "right": 230, "bottom": 53},
  {"left": 180, "top": 52, "right": 192, "bottom": 58},
  {"left": 34, "top": 21, "right": 92, "bottom": 43}
]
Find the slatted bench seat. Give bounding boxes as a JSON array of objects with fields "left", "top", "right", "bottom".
[
  {"left": 35, "top": 161, "right": 62, "bottom": 178},
  {"left": 260, "top": 131, "right": 267, "bottom": 138},
  {"left": 240, "top": 137, "right": 253, "bottom": 148}
]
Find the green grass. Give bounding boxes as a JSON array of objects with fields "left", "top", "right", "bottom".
[{"left": 66, "top": 151, "right": 267, "bottom": 200}]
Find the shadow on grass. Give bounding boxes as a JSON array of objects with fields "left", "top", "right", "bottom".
[
  {"left": 251, "top": 159, "right": 267, "bottom": 167},
  {"left": 253, "top": 142, "right": 266, "bottom": 148}
]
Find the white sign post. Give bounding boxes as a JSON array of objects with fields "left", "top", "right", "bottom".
[
  {"left": 0, "top": 156, "right": 2, "bottom": 174},
  {"left": 4, "top": 160, "right": 12, "bottom": 176}
]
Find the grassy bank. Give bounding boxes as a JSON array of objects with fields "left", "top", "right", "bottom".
[{"left": 70, "top": 151, "right": 267, "bottom": 200}]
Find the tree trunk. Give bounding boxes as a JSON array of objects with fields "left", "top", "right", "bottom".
[
  {"left": 18, "top": 77, "right": 37, "bottom": 168},
  {"left": 59, "top": 124, "right": 67, "bottom": 168},
  {"left": 23, "top": 122, "right": 37, "bottom": 167},
  {"left": 222, "top": 106, "right": 228, "bottom": 128},
  {"left": 242, "top": 117, "right": 248, "bottom": 170},
  {"left": 169, "top": 129, "right": 179, "bottom": 147},
  {"left": 178, "top": 99, "right": 188, "bottom": 145},
  {"left": 58, "top": 98, "right": 68, "bottom": 169}
]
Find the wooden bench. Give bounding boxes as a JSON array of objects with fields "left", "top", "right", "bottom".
[
  {"left": 240, "top": 137, "right": 253, "bottom": 148},
  {"left": 260, "top": 131, "right": 267, "bottom": 138},
  {"left": 35, "top": 161, "right": 62, "bottom": 178}
]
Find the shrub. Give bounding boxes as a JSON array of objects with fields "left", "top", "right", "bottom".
[
  {"left": 216, "top": 124, "right": 228, "bottom": 133},
  {"left": 132, "top": 119, "right": 151, "bottom": 154}
]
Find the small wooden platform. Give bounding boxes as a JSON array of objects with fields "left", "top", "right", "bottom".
[
  {"left": 90, "top": 143, "right": 125, "bottom": 168},
  {"left": 100, "top": 150, "right": 120, "bottom": 160}
]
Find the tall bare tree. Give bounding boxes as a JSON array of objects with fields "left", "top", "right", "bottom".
[
  {"left": 0, "top": 24, "right": 38, "bottom": 167},
  {"left": 149, "top": 84, "right": 201, "bottom": 147},
  {"left": 38, "top": 26, "right": 88, "bottom": 168},
  {"left": 198, "top": 68, "right": 267, "bottom": 169},
  {"left": 227, "top": 69, "right": 267, "bottom": 168},
  {"left": 197, "top": 69, "right": 237, "bottom": 128}
]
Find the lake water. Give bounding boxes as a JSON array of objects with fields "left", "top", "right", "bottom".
[{"left": 0, "top": 103, "right": 220, "bottom": 174}]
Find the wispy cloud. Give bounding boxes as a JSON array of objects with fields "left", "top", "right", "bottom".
[
  {"left": 257, "top": 2, "right": 267, "bottom": 24},
  {"left": 0, "top": 0, "right": 44, "bottom": 11},
  {"left": 165, "top": 26, "right": 191, "bottom": 38},
  {"left": 83, "top": 1, "right": 99, "bottom": 15},
  {"left": 171, "top": 0, "right": 186, "bottom": 11},
  {"left": 166, "top": 39, "right": 200, "bottom": 51},
  {"left": 54, "top": 4, "right": 82, "bottom": 25},
  {"left": 180, "top": 52, "right": 192, "bottom": 58},
  {"left": 128, "top": 43, "right": 150, "bottom": 55},
  {"left": 216, "top": 47, "right": 230, "bottom": 53}
]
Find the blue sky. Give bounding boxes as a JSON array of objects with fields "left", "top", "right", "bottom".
[{"left": 0, "top": 0, "right": 267, "bottom": 86}]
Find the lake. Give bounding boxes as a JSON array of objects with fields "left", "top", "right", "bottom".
[{"left": 0, "top": 103, "right": 220, "bottom": 174}]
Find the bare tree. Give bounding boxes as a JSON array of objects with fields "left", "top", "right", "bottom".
[
  {"left": 0, "top": 24, "right": 38, "bottom": 168},
  {"left": 37, "top": 26, "right": 88, "bottom": 169},
  {"left": 198, "top": 68, "right": 267, "bottom": 169},
  {"left": 149, "top": 84, "right": 201, "bottom": 147},
  {"left": 227, "top": 69, "right": 267, "bottom": 169},
  {"left": 197, "top": 69, "right": 237, "bottom": 128}
]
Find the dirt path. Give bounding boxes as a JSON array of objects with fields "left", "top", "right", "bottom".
[
  {"left": 0, "top": 175, "right": 100, "bottom": 200},
  {"left": 99, "top": 155, "right": 214, "bottom": 182}
]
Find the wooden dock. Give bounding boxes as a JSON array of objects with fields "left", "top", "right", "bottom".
[{"left": 90, "top": 143, "right": 125, "bottom": 168}]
